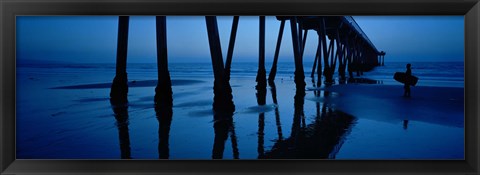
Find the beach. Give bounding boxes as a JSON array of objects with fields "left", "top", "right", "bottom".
[{"left": 16, "top": 62, "right": 464, "bottom": 159}]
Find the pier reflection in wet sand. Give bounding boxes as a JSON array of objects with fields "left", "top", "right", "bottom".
[{"left": 260, "top": 79, "right": 356, "bottom": 159}]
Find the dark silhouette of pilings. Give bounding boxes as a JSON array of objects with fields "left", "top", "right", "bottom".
[
  {"left": 205, "top": 16, "right": 235, "bottom": 113},
  {"left": 346, "top": 37, "right": 355, "bottom": 78},
  {"left": 225, "top": 16, "right": 239, "bottom": 81},
  {"left": 268, "top": 19, "right": 285, "bottom": 85},
  {"left": 256, "top": 17, "right": 267, "bottom": 157},
  {"left": 256, "top": 16, "right": 267, "bottom": 91},
  {"left": 290, "top": 17, "right": 306, "bottom": 90},
  {"left": 110, "top": 16, "right": 130, "bottom": 103},
  {"left": 318, "top": 17, "right": 334, "bottom": 84},
  {"left": 110, "top": 15, "right": 384, "bottom": 105},
  {"left": 256, "top": 74, "right": 267, "bottom": 158},
  {"left": 300, "top": 30, "right": 308, "bottom": 57},
  {"left": 311, "top": 39, "right": 320, "bottom": 78},
  {"left": 315, "top": 32, "right": 323, "bottom": 86},
  {"left": 339, "top": 34, "right": 351, "bottom": 80},
  {"left": 154, "top": 16, "right": 173, "bottom": 107},
  {"left": 155, "top": 104, "right": 173, "bottom": 159},
  {"left": 206, "top": 16, "right": 238, "bottom": 159},
  {"left": 335, "top": 30, "right": 346, "bottom": 80},
  {"left": 289, "top": 16, "right": 384, "bottom": 84},
  {"left": 110, "top": 102, "right": 131, "bottom": 159},
  {"left": 224, "top": 16, "right": 241, "bottom": 156},
  {"left": 378, "top": 51, "right": 386, "bottom": 66},
  {"left": 153, "top": 17, "right": 174, "bottom": 159}
]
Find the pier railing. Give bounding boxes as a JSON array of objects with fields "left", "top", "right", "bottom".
[{"left": 342, "top": 16, "right": 379, "bottom": 54}]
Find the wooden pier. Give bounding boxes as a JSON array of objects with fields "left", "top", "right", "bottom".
[
  {"left": 109, "top": 16, "right": 385, "bottom": 105},
  {"left": 108, "top": 16, "right": 384, "bottom": 159}
]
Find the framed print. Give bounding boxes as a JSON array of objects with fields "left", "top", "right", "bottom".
[{"left": 1, "top": 0, "right": 479, "bottom": 174}]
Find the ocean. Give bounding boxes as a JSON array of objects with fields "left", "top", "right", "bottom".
[
  {"left": 18, "top": 61, "right": 464, "bottom": 86},
  {"left": 15, "top": 61, "right": 464, "bottom": 159}
]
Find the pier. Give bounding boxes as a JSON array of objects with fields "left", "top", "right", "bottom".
[
  {"left": 110, "top": 16, "right": 385, "bottom": 104},
  {"left": 109, "top": 16, "right": 384, "bottom": 159}
]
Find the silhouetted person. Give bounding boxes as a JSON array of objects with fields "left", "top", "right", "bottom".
[{"left": 404, "top": 63, "right": 412, "bottom": 97}]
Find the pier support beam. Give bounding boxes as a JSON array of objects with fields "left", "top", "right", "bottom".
[
  {"left": 256, "top": 16, "right": 267, "bottom": 158},
  {"left": 206, "top": 16, "right": 236, "bottom": 159},
  {"left": 154, "top": 16, "right": 173, "bottom": 107},
  {"left": 290, "top": 17, "right": 306, "bottom": 90},
  {"left": 268, "top": 19, "right": 285, "bottom": 85},
  {"left": 377, "top": 55, "right": 382, "bottom": 66},
  {"left": 110, "top": 16, "right": 130, "bottom": 104},
  {"left": 335, "top": 30, "right": 345, "bottom": 80},
  {"left": 324, "top": 36, "right": 335, "bottom": 83},
  {"left": 301, "top": 30, "right": 308, "bottom": 57},
  {"left": 311, "top": 40, "right": 320, "bottom": 78},
  {"left": 354, "top": 40, "right": 361, "bottom": 77},
  {"left": 205, "top": 16, "right": 235, "bottom": 113},
  {"left": 350, "top": 39, "right": 355, "bottom": 77},
  {"left": 381, "top": 53, "right": 385, "bottom": 66},
  {"left": 316, "top": 31, "right": 323, "bottom": 86},
  {"left": 225, "top": 16, "right": 239, "bottom": 81},
  {"left": 344, "top": 38, "right": 353, "bottom": 80},
  {"left": 338, "top": 33, "right": 348, "bottom": 80},
  {"left": 256, "top": 16, "right": 267, "bottom": 91},
  {"left": 318, "top": 18, "right": 335, "bottom": 84}
]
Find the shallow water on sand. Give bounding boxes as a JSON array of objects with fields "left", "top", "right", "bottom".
[{"left": 16, "top": 63, "right": 464, "bottom": 159}]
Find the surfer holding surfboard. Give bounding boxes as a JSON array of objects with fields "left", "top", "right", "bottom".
[
  {"left": 393, "top": 63, "right": 418, "bottom": 97},
  {"left": 404, "top": 64, "right": 412, "bottom": 97}
]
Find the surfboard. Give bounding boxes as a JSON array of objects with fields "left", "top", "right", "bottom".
[{"left": 394, "top": 72, "right": 418, "bottom": 86}]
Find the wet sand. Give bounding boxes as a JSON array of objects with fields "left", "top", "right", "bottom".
[
  {"left": 326, "top": 84, "right": 464, "bottom": 128},
  {"left": 16, "top": 68, "right": 464, "bottom": 159}
]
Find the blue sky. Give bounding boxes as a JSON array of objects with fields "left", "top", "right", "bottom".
[{"left": 16, "top": 16, "right": 464, "bottom": 64}]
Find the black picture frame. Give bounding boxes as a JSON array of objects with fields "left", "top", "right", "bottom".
[{"left": 1, "top": 0, "right": 479, "bottom": 174}]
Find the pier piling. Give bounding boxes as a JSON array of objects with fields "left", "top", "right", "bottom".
[
  {"left": 110, "top": 16, "right": 130, "bottom": 103},
  {"left": 154, "top": 16, "right": 173, "bottom": 107},
  {"left": 256, "top": 16, "right": 267, "bottom": 91},
  {"left": 205, "top": 16, "right": 235, "bottom": 113},
  {"left": 225, "top": 16, "right": 239, "bottom": 81},
  {"left": 290, "top": 17, "right": 306, "bottom": 90},
  {"left": 268, "top": 19, "right": 285, "bottom": 84}
]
